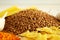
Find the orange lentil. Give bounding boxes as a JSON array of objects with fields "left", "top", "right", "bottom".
[{"left": 0, "top": 32, "right": 20, "bottom": 40}]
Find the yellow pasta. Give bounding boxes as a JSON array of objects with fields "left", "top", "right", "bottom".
[
  {"left": 21, "top": 26, "right": 60, "bottom": 40},
  {"left": 0, "top": 6, "right": 20, "bottom": 18}
]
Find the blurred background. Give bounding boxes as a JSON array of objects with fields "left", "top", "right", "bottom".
[{"left": 0, "top": 0, "right": 60, "bottom": 16}]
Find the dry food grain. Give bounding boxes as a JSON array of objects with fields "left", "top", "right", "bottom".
[
  {"left": 3, "top": 9, "right": 60, "bottom": 35},
  {"left": 0, "top": 32, "right": 20, "bottom": 40}
]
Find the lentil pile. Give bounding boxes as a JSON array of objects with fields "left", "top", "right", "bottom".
[
  {"left": 3, "top": 9, "right": 60, "bottom": 35},
  {"left": 0, "top": 32, "right": 20, "bottom": 40}
]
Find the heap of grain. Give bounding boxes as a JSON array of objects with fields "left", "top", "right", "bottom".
[{"left": 3, "top": 9, "right": 60, "bottom": 35}]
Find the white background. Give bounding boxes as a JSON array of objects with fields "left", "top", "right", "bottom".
[{"left": 0, "top": 0, "right": 60, "bottom": 16}]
